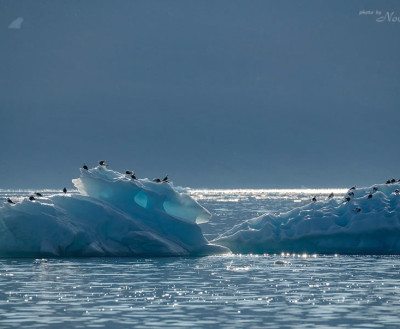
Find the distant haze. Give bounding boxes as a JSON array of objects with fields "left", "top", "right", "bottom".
[{"left": 1, "top": 0, "right": 399, "bottom": 189}]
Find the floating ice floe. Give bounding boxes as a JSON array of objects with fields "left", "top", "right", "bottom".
[
  {"left": 0, "top": 166, "right": 229, "bottom": 257},
  {"left": 214, "top": 182, "right": 400, "bottom": 255}
]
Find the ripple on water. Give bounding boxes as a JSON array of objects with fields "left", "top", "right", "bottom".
[{"left": 0, "top": 255, "right": 400, "bottom": 328}]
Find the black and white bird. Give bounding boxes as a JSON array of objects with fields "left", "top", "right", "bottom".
[
  {"left": 63, "top": 187, "right": 67, "bottom": 194},
  {"left": 367, "top": 193, "right": 373, "bottom": 199},
  {"left": 153, "top": 178, "right": 161, "bottom": 183},
  {"left": 131, "top": 173, "right": 137, "bottom": 180},
  {"left": 311, "top": 196, "right": 317, "bottom": 202},
  {"left": 162, "top": 175, "right": 169, "bottom": 183},
  {"left": 328, "top": 192, "right": 334, "bottom": 199},
  {"left": 83, "top": 164, "right": 89, "bottom": 170},
  {"left": 99, "top": 160, "right": 107, "bottom": 166},
  {"left": 29, "top": 196, "right": 36, "bottom": 201},
  {"left": 35, "top": 192, "right": 43, "bottom": 197},
  {"left": 7, "top": 198, "right": 15, "bottom": 204}
]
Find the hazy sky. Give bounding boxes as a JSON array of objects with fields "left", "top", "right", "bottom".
[{"left": 1, "top": 0, "right": 399, "bottom": 189}]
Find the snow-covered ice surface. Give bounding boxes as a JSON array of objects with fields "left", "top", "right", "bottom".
[
  {"left": 214, "top": 182, "right": 400, "bottom": 255},
  {"left": 0, "top": 166, "right": 228, "bottom": 257}
]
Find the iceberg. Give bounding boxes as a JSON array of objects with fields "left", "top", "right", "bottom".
[
  {"left": 214, "top": 182, "right": 400, "bottom": 255},
  {"left": 0, "top": 166, "right": 229, "bottom": 257}
]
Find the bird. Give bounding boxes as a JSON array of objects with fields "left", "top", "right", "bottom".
[
  {"left": 311, "top": 196, "right": 317, "bottom": 202},
  {"left": 386, "top": 180, "right": 391, "bottom": 184},
  {"left": 35, "top": 192, "right": 43, "bottom": 197},
  {"left": 391, "top": 178, "right": 396, "bottom": 183},
  {"left": 354, "top": 207, "right": 361, "bottom": 213},
  {"left": 131, "top": 173, "right": 137, "bottom": 180},
  {"left": 347, "top": 192, "right": 354, "bottom": 197},
  {"left": 344, "top": 197, "right": 351, "bottom": 202},
  {"left": 367, "top": 193, "right": 373, "bottom": 199},
  {"left": 349, "top": 186, "right": 356, "bottom": 191},
  {"left": 125, "top": 170, "right": 132, "bottom": 175},
  {"left": 99, "top": 160, "right": 107, "bottom": 166},
  {"left": 372, "top": 186, "right": 378, "bottom": 191},
  {"left": 162, "top": 175, "right": 169, "bottom": 183},
  {"left": 7, "top": 198, "right": 15, "bottom": 204},
  {"left": 394, "top": 189, "right": 400, "bottom": 195},
  {"left": 328, "top": 192, "right": 334, "bottom": 199},
  {"left": 63, "top": 187, "right": 67, "bottom": 194},
  {"left": 153, "top": 178, "right": 161, "bottom": 183},
  {"left": 29, "top": 196, "right": 35, "bottom": 201},
  {"left": 83, "top": 164, "right": 89, "bottom": 170}
]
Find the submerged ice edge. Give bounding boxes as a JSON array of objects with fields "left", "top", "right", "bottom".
[{"left": 0, "top": 166, "right": 229, "bottom": 257}]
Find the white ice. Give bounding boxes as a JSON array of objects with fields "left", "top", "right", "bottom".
[
  {"left": 215, "top": 181, "right": 400, "bottom": 255},
  {"left": 0, "top": 166, "right": 229, "bottom": 257}
]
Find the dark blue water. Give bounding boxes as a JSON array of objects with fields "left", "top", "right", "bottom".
[{"left": 1, "top": 189, "right": 399, "bottom": 328}]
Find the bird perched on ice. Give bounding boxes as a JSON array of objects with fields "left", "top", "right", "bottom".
[
  {"left": 328, "top": 192, "right": 334, "bottom": 199},
  {"left": 153, "top": 178, "right": 161, "bottom": 183},
  {"left": 83, "top": 164, "right": 89, "bottom": 170},
  {"left": 372, "top": 186, "right": 378, "bottom": 192},
  {"left": 125, "top": 170, "right": 132, "bottom": 175},
  {"left": 347, "top": 191, "right": 354, "bottom": 197},
  {"left": 349, "top": 186, "right": 356, "bottom": 191},
  {"left": 99, "top": 160, "right": 107, "bottom": 166},
  {"left": 63, "top": 187, "right": 67, "bottom": 194},
  {"left": 29, "top": 196, "right": 36, "bottom": 201},
  {"left": 35, "top": 192, "right": 43, "bottom": 197},
  {"left": 131, "top": 173, "right": 137, "bottom": 180},
  {"left": 344, "top": 197, "right": 351, "bottom": 203},
  {"left": 311, "top": 196, "right": 317, "bottom": 202},
  {"left": 367, "top": 193, "right": 373, "bottom": 199},
  {"left": 7, "top": 198, "right": 15, "bottom": 204},
  {"left": 162, "top": 175, "right": 169, "bottom": 183}
]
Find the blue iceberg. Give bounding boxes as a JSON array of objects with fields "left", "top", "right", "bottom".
[
  {"left": 0, "top": 166, "right": 229, "bottom": 257},
  {"left": 214, "top": 182, "right": 400, "bottom": 255}
]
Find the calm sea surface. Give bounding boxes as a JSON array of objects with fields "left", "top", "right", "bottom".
[{"left": 1, "top": 189, "right": 400, "bottom": 328}]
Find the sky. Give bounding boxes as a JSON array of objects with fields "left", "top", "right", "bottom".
[{"left": 0, "top": 0, "right": 399, "bottom": 189}]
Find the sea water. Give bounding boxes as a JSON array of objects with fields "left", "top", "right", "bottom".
[{"left": 1, "top": 189, "right": 400, "bottom": 328}]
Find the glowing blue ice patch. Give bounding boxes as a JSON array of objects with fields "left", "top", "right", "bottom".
[{"left": 134, "top": 190, "right": 148, "bottom": 209}]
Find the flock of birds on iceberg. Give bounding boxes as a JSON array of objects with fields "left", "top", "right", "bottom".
[
  {"left": 311, "top": 179, "right": 400, "bottom": 212},
  {"left": 0, "top": 162, "right": 228, "bottom": 257},
  {"left": 5, "top": 160, "right": 170, "bottom": 205},
  {"left": 1, "top": 161, "right": 400, "bottom": 256},
  {"left": 215, "top": 178, "right": 400, "bottom": 255}
]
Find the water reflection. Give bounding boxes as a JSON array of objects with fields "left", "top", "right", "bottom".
[{"left": 1, "top": 255, "right": 399, "bottom": 328}]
